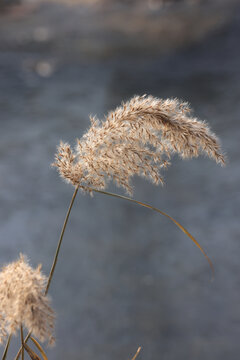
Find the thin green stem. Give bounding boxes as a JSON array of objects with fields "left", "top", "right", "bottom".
[
  {"left": 14, "top": 186, "right": 79, "bottom": 360},
  {"left": 1, "top": 334, "right": 11, "bottom": 360}
]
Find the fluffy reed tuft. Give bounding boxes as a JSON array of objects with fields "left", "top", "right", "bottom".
[
  {"left": 0, "top": 254, "right": 55, "bottom": 346},
  {"left": 53, "top": 95, "right": 225, "bottom": 194}
]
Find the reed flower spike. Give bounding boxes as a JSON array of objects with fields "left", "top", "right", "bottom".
[
  {"left": 0, "top": 254, "right": 55, "bottom": 346},
  {"left": 53, "top": 95, "right": 225, "bottom": 194}
]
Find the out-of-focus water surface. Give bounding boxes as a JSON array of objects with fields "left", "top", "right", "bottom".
[{"left": 0, "top": 1, "right": 240, "bottom": 359}]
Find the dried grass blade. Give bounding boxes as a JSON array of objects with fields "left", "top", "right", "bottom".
[
  {"left": 30, "top": 337, "right": 48, "bottom": 360},
  {"left": 23, "top": 343, "right": 41, "bottom": 360},
  {"left": 14, "top": 332, "right": 31, "bottom": 360},
  {"left": 1, "top": 334, "right": 12, "bottom": 360},
  {"left": 131, "top": 347, "right": 141, "bottom": 360},
  {"left": 91, "top": 188, "right": 214, "bottom": 279}
]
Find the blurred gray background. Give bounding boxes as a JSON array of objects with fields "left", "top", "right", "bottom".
[{"left": 0, "top": 0, "right": 240, "bottom": 359}]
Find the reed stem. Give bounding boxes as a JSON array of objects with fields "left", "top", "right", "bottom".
[
  {"left": 131, "top": 347, "right": 141, "bottom": 360},
  {"left": 1, "top": 334, "right": 11, "bottom": 360},
  {"left": 20, "top": 325, "right": 24, "bottom": 360},
  {"left": 14, "top": 186, "right": 79, "bottom": 360},
  {"left": 45, "top": 186, "right": 79, "bottom": 295}
]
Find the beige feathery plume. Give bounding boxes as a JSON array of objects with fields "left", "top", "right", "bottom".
[
  {"left": 53, "top": 95, "right": 225, "bottom": 194},
  {"left": 0, "top": 254, "right": 55, "bottom": 346}
]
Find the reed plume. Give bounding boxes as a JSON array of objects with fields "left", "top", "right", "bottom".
[
  {"left": 53, "top": 95, "right": 225, "bottom": 194},
  {"left": 0, "top": 254, "right": 55, "bottom": 346},
  {"left": 5, "top": 95, "right": 224, "bottom": 359}
]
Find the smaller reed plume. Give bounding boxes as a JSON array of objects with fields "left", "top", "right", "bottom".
[
  {"left": 53, "top": 95, "right": 225, "bottom": 194},
  {"left": 0, "top": 254, "right": 55, "bottom": 346}
]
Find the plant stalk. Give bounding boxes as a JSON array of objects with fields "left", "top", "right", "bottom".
[
  {"left": 20, "top": 325, "right": 24, "bottom": 360},
  {"left": 45, "top": 186, "right": 79, "bottom": 295},
  {"left": 14, "top": 186, "right": 79, "bottom": 360},
  {"left": 131, "top": 347, "right": 141, "bottom": 360},
  {"left": 1, "top": 334, "right": 11, "bottom": 360}
]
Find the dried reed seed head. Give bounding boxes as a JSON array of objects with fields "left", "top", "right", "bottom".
[
  {"left": 53, "top": 95, "right": 225, "bottom": 194},
  {"left": 0, "top": 254, "right": 55, "bottom": 346}
]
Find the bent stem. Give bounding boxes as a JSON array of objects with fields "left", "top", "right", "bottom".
[
  {"left": 14, "top": 186, "right": 79, "bottom": 360},
  {"left": 91, "top": 188, "right": 214, "bottom": 279}
]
